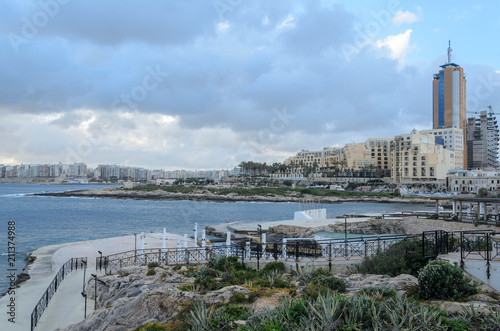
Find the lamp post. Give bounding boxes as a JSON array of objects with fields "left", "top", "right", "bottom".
[
  {"left": 344, "top": 216, "right": 348, "bottom": 257},
  {"left": 81, "top": 260, "right": 87, "bottom": 319},
  {"left": 344, "top": 217, "right": 347, "bottom": 240},
  {"left": 134, "top": 233, "right": 137, "bottom": 262},
  {"left": 91, "top": 274, "right": 97, "bottom": 310},
  {"left": 98, "top": 251, "right": 103, "bottom": 271},
  {"left": 257, "top": 224, "right": 262, "bottom": 270}
]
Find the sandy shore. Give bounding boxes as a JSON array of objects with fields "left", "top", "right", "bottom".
[
  {"left": 34, "top": 188, "right": 431, "bottom": 204},
  {"left": 0, "top": 232, "right": 191, "bottom": 331}
]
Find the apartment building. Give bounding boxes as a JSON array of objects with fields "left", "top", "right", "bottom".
[
  {"left": 284, "top": 147, "right": 342, "bottom": 168},
  {"left": 466, "top": 110, "right": 499, "bottom": 169},
  {"left": 420, "top": 127, "right": 464, "bottom": 169},
  {"left": 447, "top": 169, "right": 500, "bottom": 193},
  {"left": 391, "top": 130, "right": 456, "bottom": 184},
  {"left": 342, "top": 142, "right": 374, "bottom": 169},
  {"left": 367, "top": 138, "right": 393, "bottom": 171}
]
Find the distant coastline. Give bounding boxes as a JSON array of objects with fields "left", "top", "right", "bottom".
[{"left": 33, "top": 187, "right": 431, "bottom": 204}]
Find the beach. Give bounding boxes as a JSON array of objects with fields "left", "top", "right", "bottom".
[{"left": 0, "top": 232, "right": 190, "bottom": 331}]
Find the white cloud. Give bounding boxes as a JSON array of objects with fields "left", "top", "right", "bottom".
[
  {"left": 392, "top": 7, "right": 421, "bottom": 25},
  {"left": 376, "top": 29, "right": 414, "bottom": 62}
]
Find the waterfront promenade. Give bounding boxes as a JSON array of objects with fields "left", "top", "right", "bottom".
[{"left": 0, "top": 233, "right": 189, "bottom": 331}]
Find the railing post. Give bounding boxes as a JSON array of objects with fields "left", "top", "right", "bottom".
[
  {"left": 241, "top": 243, "right": 245, "bottom": 268},
  {"left": 273, "top": 243, "right": 278, "bottom": 262},
  {"left": 460, "top": 231, "right": 464, "bottom": 269},
  {"left": 435, "top": 230, "right": 438, "bottom": 257},
  {"left": 295, "top": 241, "right": 299, "bottom": 272},
  {"left": 486, "top": 233, "right": 491, "bottom": 279},
  {"left": 422, "top": 232, "right": 425, "bottom": 258},
  {"left": 328, "top": 242, "right": 332, "bottom": 272},
  {"left": 257, "top": 242, "right": 261, "bottom": 271}
]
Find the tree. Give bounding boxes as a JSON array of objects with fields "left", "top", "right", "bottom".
[{"left": 477, "top": 187, "right": 488, "bottom": 198}]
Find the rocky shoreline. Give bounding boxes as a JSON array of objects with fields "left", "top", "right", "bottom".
[
  {"left": 61, "top": 264, "right": 500, "bottom": 330},
  {"left": 33, "top": 188, "right": 431, "bottom": 204}
]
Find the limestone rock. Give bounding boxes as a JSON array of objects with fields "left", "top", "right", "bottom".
[
  {"left": 203, "top": 285, "right": 250, "bottom": 305},
  {"left": 429, "top": 295, "right": 500, "bottom": 315},
  {"left": 334, "top": 273, "right": 418, "bottom": 296}
]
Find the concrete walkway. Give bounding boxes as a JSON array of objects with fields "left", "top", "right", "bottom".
[
  {"left": 440, "top": 252, "right": 500, "bottom": 292},
  {"left": 0, "top": 232, "right": 189, "bottom": 331},
  {"left": 35, "top": 270, "right": 91, "bottom": 331}
]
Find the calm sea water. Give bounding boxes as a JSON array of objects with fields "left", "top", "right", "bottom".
[{"left": 0, "top": 183, "right": 433, "bottom": 294}]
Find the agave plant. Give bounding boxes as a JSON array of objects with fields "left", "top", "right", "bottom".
[
  {"left": 307, "top": 291, "right": 343, "bottom": 329},
  {"left": 189, "top": 300, "right": 213, "bottom": 331},
  {"left": 244, "top": 279, "right": 254, "bottom": 288},
  {"left": 482, "top": 310, "right": 500, "bottom": 328}
]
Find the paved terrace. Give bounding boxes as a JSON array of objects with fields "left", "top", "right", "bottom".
[{"left": 431, "top": 196, "right": 500, "bottom": 222}]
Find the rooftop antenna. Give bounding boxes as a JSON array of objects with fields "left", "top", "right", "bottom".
[{"left": 447, "top": 40, "right": 452, "bottom": 63}]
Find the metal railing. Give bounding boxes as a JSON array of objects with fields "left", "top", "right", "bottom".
[
  {"left": 98, "top": 235, "right": 417, "bottom": 274},
  {"left": 459, "top": 230, "right": 500, "bottom": 278},
  {"left": 31, "top": 257, "right": 87, "bottom": 331}
]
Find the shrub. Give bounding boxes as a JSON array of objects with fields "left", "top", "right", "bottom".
[
  {"left": 146, "top": 269, "right": 156, "bottom": 276},
  {"left": 359, "top": 285, "right": 395, "bottom": 298},
  {"left": 261, "top": 261, "right": 286, "bottom": 274},
  {"left": 355, "top": 238, "right": 431, "bottom": 277},
  {"left": 208, "top": 255, "right": 242, "bottom": 272},
  {"left": 316, "top": 276, "right": 347, "bottom": 292},
  {"left": 135, "top": 322, "right": 170, "bottom": 330},
  {"left": 147, "top": 262, "right": 159, "bottom": 268},
  {"left": 231, "top": 291, "right": 249, "bottom": 304},
  {"left": 418, "top": 260, "right": 479, "bottom": 300}
]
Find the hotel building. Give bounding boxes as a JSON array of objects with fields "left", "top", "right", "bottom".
[{"left": 432, "top": 41, "right": 467, "bottom": 167}]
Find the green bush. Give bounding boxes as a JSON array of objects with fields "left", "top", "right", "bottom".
[
  {"left": 418, "top": 260, "right": 479, "bottom": 300},
  {"left": 316, "top": 276, "right": 347, "bottom": 292},
  {"left": 359, "top": 285, "right": 395, "bottom": 298},
  {"left": 147, "top": 262, "right": 159, "bottom": 268},
  {"left": 261, "top": 261, "right": 285, "bottom": 274},
  {"left": 355, "top": 238, "right": 431, "bottom": 277},
  {"left": 208, "top": 255, "right": 242, "bottom": 272},
  {"left": 146, "top": 269, "right": 156, "bottom": 276}
]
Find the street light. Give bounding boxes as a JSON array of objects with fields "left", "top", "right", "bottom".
[
  {"left": 98, "top": 251, "right": 103, "bottom": 271},
  {"left": 81, "top": 260, "right": 87, "bottom": 319},
  {"left": 344, "top": 217, "right": 347, "bottom": 240},
  {"left": 257, "top": 224, "right": 262, "bottom": 271},
  {"left": 91, "top": 274, "right": 97, "bottom": 310}
]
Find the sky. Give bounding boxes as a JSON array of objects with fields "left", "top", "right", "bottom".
[{"left": 1, "top": 0, "right": 499, "bottom": 170}]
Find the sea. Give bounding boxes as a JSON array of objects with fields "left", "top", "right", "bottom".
[{"left": 0, "top": 183, "right": 434, "bottom": 295}]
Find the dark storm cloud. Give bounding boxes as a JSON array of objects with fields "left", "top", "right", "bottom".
[{"left": 1, "top": 0, "right": 497, "bottom": 168}]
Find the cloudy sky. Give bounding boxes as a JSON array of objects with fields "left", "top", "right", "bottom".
[{"left": 1, "top": 1, "right": 499, "bottom": 170}]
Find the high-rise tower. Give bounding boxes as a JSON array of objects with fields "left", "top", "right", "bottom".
[{"left": 432, "top": 41, "right": 467, "bottom": 168}]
